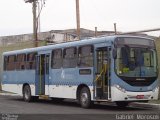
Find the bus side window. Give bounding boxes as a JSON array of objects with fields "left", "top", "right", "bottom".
[
  {"left": 78, "top": 45, "right": 93, "bottom": 67},
  {"left": 7, "top": 55, "right": 16, "bottom": 71},
  {"left": 16, "top": 54, "right": 26, "bottom": 70},
  {"left": 63, "top": 47, "right": 77, "bottom": 68},
  {"left": 51, "top": 49, "right": 62, "bottom": 69},
  {"left": 26, "top": 52, "right": 37, "bottom": 70},
  {"left": 3, "top": 56, "right": 8, "bottom": 71}
]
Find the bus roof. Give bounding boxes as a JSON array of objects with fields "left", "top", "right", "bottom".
[{"left": 3, "top": 35, "right": 154, "bottom": 56}]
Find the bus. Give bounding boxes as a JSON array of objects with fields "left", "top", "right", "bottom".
[{"left": 2, "top": 35, "right": 159, "bottom": 108}]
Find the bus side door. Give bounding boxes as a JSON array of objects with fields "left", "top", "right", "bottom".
[
  {"left": 35, "top": 53, "right": 50, "bottom": 95},
  {"left": 94, "top": 44, "right": 111, "bottom": 100}
]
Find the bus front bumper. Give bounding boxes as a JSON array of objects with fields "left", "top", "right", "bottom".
[{"left": 111, "top": 85, "right": 159, "bottom": 102}]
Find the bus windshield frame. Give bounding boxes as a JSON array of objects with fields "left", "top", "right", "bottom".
[{"left": 114, "top": 37, "right": 158, "bottom": 86}]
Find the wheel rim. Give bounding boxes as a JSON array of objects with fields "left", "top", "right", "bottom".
[{"left": 81, "top": 92, "right": 88, "bottom": 105}]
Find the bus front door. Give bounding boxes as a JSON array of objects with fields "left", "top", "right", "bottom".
[
  {"left": 35, "top": 54, "right": 50, "bottom": 95},
  {"left": 95, "top": 47, "right": 111, "bottom": 100}
]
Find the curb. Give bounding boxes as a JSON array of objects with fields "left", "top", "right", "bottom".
[
  {"left": 0, "top": 93, "right": 18, "bottom": 96},
  {"left": 131, "top": 102, "right": 160, "bottom": 109},
  {"left": 0, "top": 91, "right": 19, "bottom": 96},
  {"left": 133, "top": 102, "right": 160, "bottom": 106}
]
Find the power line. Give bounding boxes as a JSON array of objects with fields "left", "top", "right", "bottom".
[{"left": 119, "top": 28, "right": 160, "bottom": 35}]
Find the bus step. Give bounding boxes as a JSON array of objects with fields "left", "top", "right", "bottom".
[
  {"left": 39, "top": 95, "right": 49, "bottom": 100},
  {"left": 96, "top": 87, "right": 102, "bottom": 89},
  {"left": 94, "top": 99, "right": 110, "bottom": 102},
  {"left": 102, "top": 92, "right": 108, "bottom": 99}
]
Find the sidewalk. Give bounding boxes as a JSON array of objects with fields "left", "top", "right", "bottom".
[
  {"left": 0, "top": 90, "right": 18, "bottom": 96},
  {"left": 131, "top": 102, "right": 160, "bottom": 109}
]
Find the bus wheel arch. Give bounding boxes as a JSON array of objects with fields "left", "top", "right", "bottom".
[{"left": 76, "top": 84, "right": 93, "bottom": 108}]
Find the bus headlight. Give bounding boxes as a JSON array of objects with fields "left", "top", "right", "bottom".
[
  {"left": 114, "top": 84, "right": 126, "bottom": 93},
  {"left": 152, "top": 86, "right": 159, "bottom": 92}
]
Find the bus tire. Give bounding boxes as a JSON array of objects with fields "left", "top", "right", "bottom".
[
  {"left": 116, "top": 101, "right": 129, "bottom": 108},
  {"left": 23, "top": 85, "right": 32, "bottom": 102},
  {"left": 79, "top": 87, "right": 92, "bottom": 108}
]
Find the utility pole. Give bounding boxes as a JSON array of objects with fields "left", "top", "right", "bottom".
[
  {"left": 76, "top": 0, "right": 80, "bottom": 40},
  {"left": 114, "top": 23, "right": 117, "bottom": 35},
  {"left": 24, "top": 0, "right": 38, "bottom": 47},
  {"left": 33, "top": 0, "right": 38, "bottom": 47},
  {"left": 95, "top": 27, "right": 97, "bottom": 37},
  {"left": 24, "top": 0, "right": 46, "bottom": 47}
]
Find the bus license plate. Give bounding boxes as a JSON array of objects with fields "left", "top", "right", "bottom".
[{"left": 136, "top": 95, "right": 144, "bottom": 99}]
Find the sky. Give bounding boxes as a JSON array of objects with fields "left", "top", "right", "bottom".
[{"left": 0, "top": 0, "right": 160, "bottom": 37}]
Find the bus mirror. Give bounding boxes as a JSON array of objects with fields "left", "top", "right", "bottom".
[{"left": 113, "top": 48, "right": 117, "bottom": 59}]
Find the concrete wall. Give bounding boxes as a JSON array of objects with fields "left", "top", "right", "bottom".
[{"left": 0, "top": 31, "right": 76, "bottom": 46}]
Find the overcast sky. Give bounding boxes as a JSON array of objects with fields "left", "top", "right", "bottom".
[{"left": 0, "top": 0, "right": 160, "bottom": 36}]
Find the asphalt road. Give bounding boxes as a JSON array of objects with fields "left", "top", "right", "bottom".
[{"left": 0, "top": 95, "right": 159, "bottom": 120}]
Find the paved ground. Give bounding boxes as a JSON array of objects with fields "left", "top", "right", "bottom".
[{"left": 0, "top": 95, "right": 159, "bottom": 120}]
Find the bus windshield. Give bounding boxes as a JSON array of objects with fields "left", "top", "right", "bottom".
[{"left": 115, "top": 37, "right": 158, "bottom": 77}]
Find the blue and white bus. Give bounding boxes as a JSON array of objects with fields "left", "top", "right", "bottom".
[{"left": 2, "top": 35, "right": 159, "bottom": 108}]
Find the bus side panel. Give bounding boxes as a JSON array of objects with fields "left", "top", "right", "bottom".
[
  {"left": 49, "top": 85, "right": 76, "bottom": 99},
  {"left": 48, "top": 68, "right": 94, "bottom": 99},
  {"left": 49, "top": 85, "right": 94, "bottom": 100},
  {"left": 2, "top": 70, "right": 36, "bottom": 96},
  {"left": 49, "top": 68, "right": 78, "bottom": 98}
]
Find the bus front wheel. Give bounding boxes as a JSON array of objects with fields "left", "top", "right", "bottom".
[
  {"left": 79, "top": 87, "right": 92, "bottom": 108},
  {"left": 23, "top": 85, "right": 32, "bottom": 102}
]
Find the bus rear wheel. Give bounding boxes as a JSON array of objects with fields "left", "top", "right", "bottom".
[
  {"left": 79, "top": 87, "right": 92, "bottom": 108},
  {"left": 23, "top": 85, "right": 32, "bottom": 102}
]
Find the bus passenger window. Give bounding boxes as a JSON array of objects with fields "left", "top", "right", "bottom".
[
  {"left": 3, "top": 56, "right": 8, "bottom": 71},
  {"left": 16, "top": 54, "right": 26, "bottom": 70},
  {"left": 78, "top": 45, "right": 93, "bottom": 67},
  {"left": 51, "top": 49, "right": 62, "bottom": 69},
  {"left": 26, "top": 52, "right": 37, "bottom": 69},
  {"left": 7, "top": 55, "right": 16, "bottom": 71},
  {"left": 63, "top": 47, "right": 77, "bottom": 68}
]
